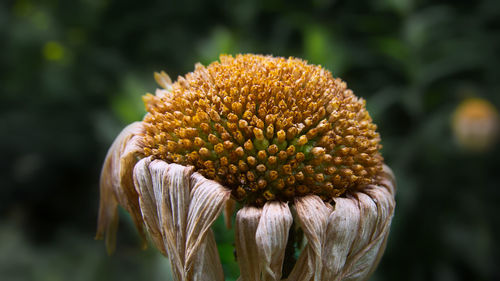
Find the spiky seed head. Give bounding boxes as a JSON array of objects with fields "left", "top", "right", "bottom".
[{"left": 142, "top": 54, "right": 383, "bottom": 205}]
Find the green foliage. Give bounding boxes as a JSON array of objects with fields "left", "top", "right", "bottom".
[{"left": 1, "top": 0, "right": 500, "bottom": 280}]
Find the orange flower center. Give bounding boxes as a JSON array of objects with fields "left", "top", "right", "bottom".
[{"left": 142, "top": 54, "right": 383, "bottom": 205}]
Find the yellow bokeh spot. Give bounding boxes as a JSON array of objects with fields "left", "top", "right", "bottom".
[
  {"left": 452, "top": 98, "right": 499, "bottom": 152},
  {"left": 43, "top": 41, "right": 65, "bottom": 61}
]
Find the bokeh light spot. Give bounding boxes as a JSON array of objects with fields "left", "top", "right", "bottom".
[{"left": 42, "top": 41, "right": 65, "bottom": 61}]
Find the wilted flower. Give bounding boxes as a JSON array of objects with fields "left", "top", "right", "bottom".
[
  {"left": 96, "top": 54, "right": 396, "bottom": 281},
  {"left": 452, "top": 98, "right": 499, "bottom": 152}
]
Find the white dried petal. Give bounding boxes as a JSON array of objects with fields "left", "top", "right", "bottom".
[
  {"left": 235, "top": 206, "right": 263, "bottom": 281},
  {"left": 288, "top": 195, "right": 331, "bottom": 281},
  {"left": 340, "top": 193, "right": 381, "bottom": 280},
  {"left": 350, "top": 193, "right": 378, "bottom": 255},
  {"left": 133, "top": 157, "right": 165, "bottom": 254},
  {"left": 285, "top": 245, "right": 313, "bottom": 281},
  {"left": 363, "top": 231, "right": 391, "bottom": 279},
  {"left": 382, "top": 165, "right": 396, "bottom": 185},
  {"left": 286, "top": 168, "right": 396, "bottom": 281},
  {"left": 322, "top": 197, "right": 361, "bottom": 280},
  {"left": 256, "top": 202, "right": 293, "bottom": 281},
  {"left": 185, "top": 173, "right": 230, "bottom": 273},
  {"left": 337, "top": 176, "right": 395, "bottom": 280},
  {"left": 353, "top": 184, "right": 395, "bottom": 279},
  {"left": 96, "top": 121, "right": 146, "bottom": 254},
  {"left": 192, "top": 230, "right": 225, "bottom": 281},
  {"left": 380, "top": 164, "right": 396, "bottom": 195},
  {"left": 133, "top": 159, "right": 228, "bottom": 281}
]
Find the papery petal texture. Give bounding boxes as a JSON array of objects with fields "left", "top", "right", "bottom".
[
  {"left": 185, "top": 173, "right": 231, "bottom": 273},
  {"left": 133, "top": 158, "right": 230, "bottom": 281},
  {"left": 322, "top": 196, "right": 361, "bottom": 280},
  {"left": 256, "top": 202, "right": 293, "bottom": 281},
  {"left": 288, "top": 196, "right": 331, "bottom": 281},
  {"left": 287, "top": 166, "right": 396, "bottom": 281},
  {"left": 235, "top": 206, "right": 263, "bottom": 281},
  {"left": 235, "top": 202, "right": 293, "bottom": 281},
  {"left": 96, "top": 122, "right": 146, "bottom": 254},
  {"left": 192, "top": 230, "right": 225, "bottom": 281},
  {"left": 133, "top": 157, "right": 165, "bottom": 254}
]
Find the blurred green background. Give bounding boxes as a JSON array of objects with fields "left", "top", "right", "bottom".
[{"left": 2, "top": 0, "right": 500, "bottom": 280}]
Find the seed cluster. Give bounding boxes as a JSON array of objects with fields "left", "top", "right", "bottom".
[{"left": 142, "top": 54, "right": 383, "bottom": 206}]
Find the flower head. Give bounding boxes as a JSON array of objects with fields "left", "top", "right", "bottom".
[
  {"left": 97, "top": 54, "right": 396, "bottom": 281},
  {"left": 142, "top": 54, "right": 383, "bottom": 205}
]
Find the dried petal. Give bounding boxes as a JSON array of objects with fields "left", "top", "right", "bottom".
[
  {"left": 333, "top": 172, "right": 395, "bottom": 281},
  {"left": 340, "top": 193, "right": 378, "bottom": 280},
  {"left": 235, "top": 207, "right": 262, "bottom": 281},
  {"left": 288, "top": 195, "right": 331, "bottom": 281},
  {"left": 185, "top": 173, "right": 231, "bottom": 273},
  {"left": 322, "top": 197, "right": 361, "bottom": 280},
  {"left": 147, "top": 160, "right": 188, "bottom": 279},
  {"left": 285, "top": 247, "right": 313, "bottom": 281},
  {"left": 133, "top": 159, "right": 229, "bottom": 281},
  {"left": 96, "top": 122, "right": 146, "bottom": 254},
  {"left": 285, "top": 168, "right": 396, "bottom": 281},
  {"left": 133, "top": 157, "right": 165, "bottom": 254},
  {"left": 350, "top": 184, "right": 395, "bottom": 279},
  {"left": 192, "top": 230, "right": 225, "bottom": 281},
  {"left": 256, "top": 202, "right": 293, "bottom": 281},
  {"left": 380, "top": 164, "right": 396, "bottom": 195}
]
